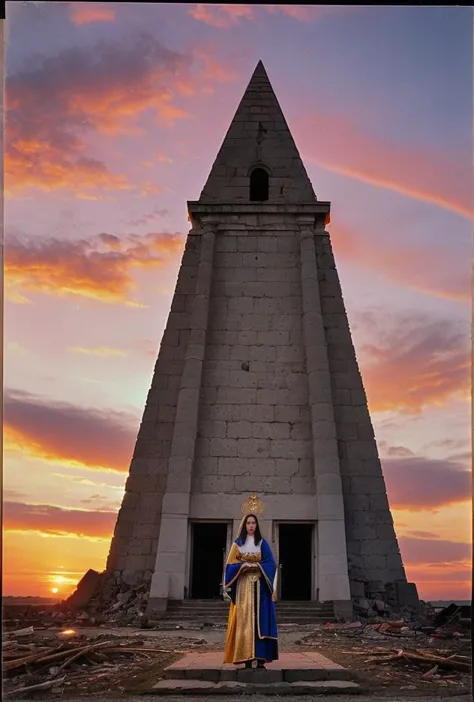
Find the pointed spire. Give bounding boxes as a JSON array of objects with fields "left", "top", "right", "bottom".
[
  {"left": 199, "top": 62, "right": 317, "bottom": 204},
  {"left": 252, "top": 59, "right": 268, "bottom": 79}
]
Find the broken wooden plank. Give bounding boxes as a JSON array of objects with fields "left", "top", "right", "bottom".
[
  {"left": 5, "top": 626, "right": 35, "bottom": 637},
  {"left": 401, "top": 651, "right": 470, "bottom": 673},
  {"left": 4, "top": 676, "right": 66, "bottom": 697},
  {"left": 4, "top": 640, "right": 114, "bottom": 672},
  {"left": 99, "top": 647, "right": 191, "bottom": 655}
]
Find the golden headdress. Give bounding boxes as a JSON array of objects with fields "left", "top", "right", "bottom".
[
  {"left": 240, "top": 493, "right": 265, "bottom": 516},
  {"left": 234, "top": 494, "right": 266, "bottom": 539}
]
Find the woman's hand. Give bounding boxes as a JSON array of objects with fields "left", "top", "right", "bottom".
[{"left": 241, "top": 562, "right": 259, "bottom": 573}]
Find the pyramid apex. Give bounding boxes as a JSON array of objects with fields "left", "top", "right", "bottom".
[
  {"left": 198, "top": 61, "right": 317, "bottom": 204},
  {"left": 252, "top": 60, "right": 268, "bottom": 79}
]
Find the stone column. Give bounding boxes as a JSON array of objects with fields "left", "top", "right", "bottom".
[
  {"left": 298, "top": 220, "right": 352, "bottom": 616},
  {"left": 148, "top": 225, "right": 216, "bottom": 612}
]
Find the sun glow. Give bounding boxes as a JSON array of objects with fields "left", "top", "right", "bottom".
[{"left": 51, "top": 575, "right": 69, "bottom": 585}]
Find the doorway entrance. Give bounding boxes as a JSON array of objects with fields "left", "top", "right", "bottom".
[
  {"left": 190, "top": 522, "right": 228, "bottom": 599},
  {"left": 278, "top": 523, "right": 313, "bottom": 600}
]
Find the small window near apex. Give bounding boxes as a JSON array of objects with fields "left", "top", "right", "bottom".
[{"left": 249, "top": 167, "right": 269, "bottom": 201}]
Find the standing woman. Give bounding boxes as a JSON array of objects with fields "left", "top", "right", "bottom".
[{"left": 223, "top": 514, "right": 279, "bottom": 668}]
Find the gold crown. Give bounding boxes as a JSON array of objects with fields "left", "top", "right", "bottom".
[{"left": 240, "top": 493, "right": 265, "bottom": 516}]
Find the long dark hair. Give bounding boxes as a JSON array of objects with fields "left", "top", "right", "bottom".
[{"left": 236, "top": 513, "right": 263, "bottom": 547}]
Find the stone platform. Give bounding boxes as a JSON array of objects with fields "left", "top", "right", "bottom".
[{"left": 152, "top": 652, "right": 362, "bottom": 695}]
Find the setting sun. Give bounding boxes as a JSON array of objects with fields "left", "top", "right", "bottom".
[{"left": 51, "top": 587, "right": 59, "bottom": 594}]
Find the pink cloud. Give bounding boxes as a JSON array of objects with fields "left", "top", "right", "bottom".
[
  {"left": 6, "top": 34, "right": 239, "bottom": 197},
  {"left": 399, "top": 536, "right": 471, "bottom": 565},
  {"left": 188, "top": 4, "right": 359, "bottom": 27},
  {"left": 265, "top": 5, "right": 356, "bottom": 22},
  {"left": 330, "top": 221, "right": 470, "bottom": 304},
  {"left": 353, "top": 313, "right": 470, "bottom": 413},
  {"left": 69, "top": 3, "right": 116, "bottom": 25},
  {"left": 188, "top": 4, "right": 254, "bottom": 28},
  {"left": 298, "top": 112, "right": 473, "bottom": 220},
  {"left": 3, "top": 501, "right": 116, "bottom": 538},
  {"left": 4, "top": 390, "right": 137, "bottom": 473},
  {"left": 383, "top": 456, "right": 471, "bottom": 511}
]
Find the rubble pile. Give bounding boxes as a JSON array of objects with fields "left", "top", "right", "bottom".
[
  {"left": 352, "top": 596, "right": 436, "bottom": 624},
  {"left": 2, "top": 626, "right": 204, "bottom": 698},
  {"left": 78, "top": 571, "right": 151, "bottom": 627},
  {"left": 52, "top": 569, "right": 152, "bottom": 629}
]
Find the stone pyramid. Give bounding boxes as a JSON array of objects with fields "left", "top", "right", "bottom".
[{"left": 107, "top": 61, "right": 417, "bottom": 620}]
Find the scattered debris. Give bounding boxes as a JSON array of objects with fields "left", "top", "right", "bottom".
[
  {"left": 2, "top": 626, "right": 207, "bottom": 698},
  {"left": 295, "top": 614, "right": 471, "bottom": 693}
]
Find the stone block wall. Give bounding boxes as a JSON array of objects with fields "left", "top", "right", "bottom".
[
  {"left": 106, "top": 235, "right": 200, "bottom": 584},
  {"left": 314, "top": 230, "right": 407, "bottom": 598},
  {"left": 192, "top": 216, "right": 315, "bottom": 498}
]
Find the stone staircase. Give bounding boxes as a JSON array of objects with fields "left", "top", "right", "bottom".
[{"left": 162, "top": 600, "right": 335, "bottom": 625}]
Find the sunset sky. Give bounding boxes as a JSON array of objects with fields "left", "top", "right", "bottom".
[{"left": 4, "top": 2, "right": 472, "bottom": 601}]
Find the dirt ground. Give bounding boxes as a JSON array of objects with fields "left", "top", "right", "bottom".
[{"left": 3, "top": 624, "right": 471, "bottom": 699}]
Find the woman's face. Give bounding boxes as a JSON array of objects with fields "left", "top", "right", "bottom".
[{"left": 246, "top": 516, "right": 257, "bottom": 535}]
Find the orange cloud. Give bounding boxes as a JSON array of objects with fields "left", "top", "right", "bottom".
[
  {"left": 5, "top": 230, "right": 184, "bottom": 305},
  {"left": 157, "top": 153, "right": 173, "bottom": 164},
  {"left": 399, "top": 536, "right": 472, "bottom": 599},
  {"left": 4, "top": 390, "right": 137, "bottom": 473},
  {"left": 191, "top": 44, "right": 240, "bottom": 85},
  {"left": 69, "top": 3, "right": 116, "bottom": 25},
  {"left": 140, "top": 182, "right": 166, "bottom": 196},
  {"left": 3, "top": 501, "right": 116, "bottom": 539},
  {"left": 355, "top": 315, "right": 470, "bottom": 414},
  {"left": 188, "top": 4, "right": 254, "bottom": 28},
  {"left": 6, "top": 138, "right": 133, "bottom": 197},
  {"left": 7, "top": 36, "right": 233, "bottom": 197},
  {"left": 406, "top": 561, "right": 471, "bottom": 601},
  {"left": 68, "top": 346, "right": 127, "bottom": 357},
  {"left": 399, "top": 536, "right": 472, "bottom": 600},
  {"left": 330, "top": 221, "right": 470, "bottom": 304},
  {"left": 299, "top": 112, "right": 473, "bottom": 221}
]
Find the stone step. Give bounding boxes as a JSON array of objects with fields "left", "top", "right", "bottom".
[
  {"left": 163, "top": 612, "right": 334, "bottom": 624},
  {"left": 151, "top": 652, "right": 361, "bottom": 695},
  {"left": 151, "top": 679, "right": 362, "bottom": 694},
  {"left": 163, "top": 611, "right": 334, "bottom": 617},
  {"left": 168, "top": 600, "right": 334, "bottom": 608},
  {"left": 165, "top": 652, "right": 353, "bottom": 683},
  {"left": 163, "top": 600, "right": 335, "bottom": 624},
  {"left": 165, "top": 608, "right": 330, "bottom": 612},
  {"left": 164, "top": 611, "right": 334, "bottom": 616},
  {"left": 163, "top": 607, "right": 334, "bottom": 612}
]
